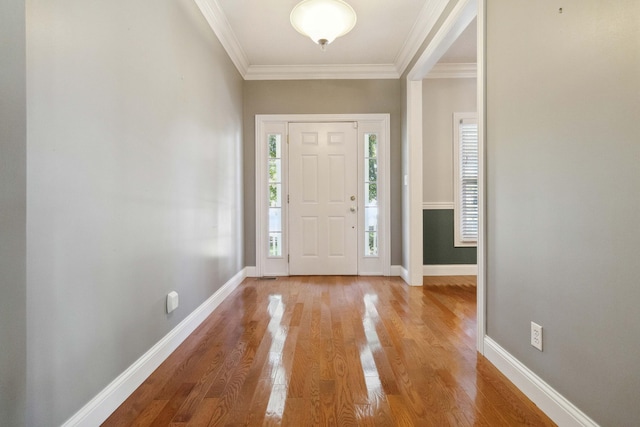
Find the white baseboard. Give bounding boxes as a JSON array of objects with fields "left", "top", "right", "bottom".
[
  {"left": 62, "top": 267, "right": 250, "bottom": 427},
  {"left": 423, "top": 264, "right": 477, "bottom": 276},
  {"left": 390, "top": 265, "right": 410, "bottom": 284},
  {"left": 244, "top": 266, "right": 258, "bottom": 277},
  {"left": 484, "top": 337, "right": 599, "bottom": 427},
  {"left": 389, "top": 265, "right": 477, "bottom": 280},
  {"left": 390, "top": 265, "right": 403, "bottom": 276}
]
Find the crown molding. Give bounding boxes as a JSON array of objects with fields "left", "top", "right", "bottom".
[
  {"left": 426, "top": 63, "right": 477, "bottom": 79},
  {"left": 244, "top": 64, "right": 400, "bottom": 80},
  {"left": 394, "top": 0, "right": 450, "bottom": 76},
  {"left": 193, "top": 0, "right": 250, "bottom": 77}
]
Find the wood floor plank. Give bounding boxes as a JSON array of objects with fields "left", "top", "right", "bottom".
[
  {"left": 149, "top": 382, "right": 195, "bottom": 425},
  {"left": 129, "top": 399, "right": 168, "bottom": 427},
  {"left": 185, "top": 398, "right": 218, "bottom": 426},
  {"left": 103, "top": 276, "right": 556, "bottom": 427},
  {"left": 386, "top": 394, "right": 416, "bottom": 426},
  {"left": 173, "top": 319, "right": 268, "bottom": 423},
  {"left": 224, "top": 378, "right": 272, "bottom": 427},
  {"left": 319, "top": 379, "right": 337, "bottom": 426},
  {"left": 362, "top": 376, "right": 395, "bottom": 426}
]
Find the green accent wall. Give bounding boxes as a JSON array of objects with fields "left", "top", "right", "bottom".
[{"left": 423, "top": 209, "right": 476, "bottom": 265}]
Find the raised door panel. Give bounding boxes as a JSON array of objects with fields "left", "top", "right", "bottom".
[{"left": 289, "top": 122, "right": 357, "bottom": 275}]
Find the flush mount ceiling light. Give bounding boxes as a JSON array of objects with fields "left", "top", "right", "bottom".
[{"left": 290, "top": 0, "right": 357, "bottom": 50}]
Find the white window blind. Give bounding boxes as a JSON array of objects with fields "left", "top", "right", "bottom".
[{"left": 454, "top": 113, "right": 478, "bottom": 246}]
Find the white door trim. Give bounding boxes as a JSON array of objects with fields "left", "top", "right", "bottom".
[
  {"left": 404, "top": 0, "right": 483, "bottom": 351},
  {"left": 476, "top": 0, "right": 487, "bottom": 355},
  {"left": 255, "top": 114, "right": 391, "bottom": 277},
  {"left": 406, "top": 81, "right": 424, "bottom": 286}
]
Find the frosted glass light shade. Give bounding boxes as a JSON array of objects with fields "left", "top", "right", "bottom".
[{"left": 290, "top": 0, "right": 357, "bottom": 49}]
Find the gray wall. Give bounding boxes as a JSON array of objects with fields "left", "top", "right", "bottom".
[
  {"left": 25, "top": 0, "right": 243, "bottom": 424},
  {"left": 486, "top": 1, "right": 640, "bottom": 425},
  {"left": 422, "top": 78, "right": 476, "bottom": 203},
  {"left": 243, "top": 79, "right": 402, "bottom": 266},
  {"left": 0, "top": 0, "right": 27, "bottom": 424},
  {"left": 422, "top": 78, "right": 476, "bottom": 265}
]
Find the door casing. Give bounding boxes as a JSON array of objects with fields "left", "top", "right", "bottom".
[{"left": 255, "top": 114, "right": 390, "bottom": 277}]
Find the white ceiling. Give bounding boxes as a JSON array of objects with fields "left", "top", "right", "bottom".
[
  {"left": 439, "top": 17, "right": 476, "bottom": 63},
  {"left": 195, "top": 0, "right": 477, "bottom": 80}
]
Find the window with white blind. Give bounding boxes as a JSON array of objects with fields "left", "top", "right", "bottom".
[{"left": 453, "top": 113, "right": 478, "bottom": 247}]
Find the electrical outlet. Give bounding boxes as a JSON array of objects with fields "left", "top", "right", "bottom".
[
  {"left": 167, "top": 291, "right": 179, "bottom": 314},
  {"left": 531, "top": 322, "right": 543, "bottom": 351}
]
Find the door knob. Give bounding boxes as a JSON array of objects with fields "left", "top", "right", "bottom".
[{"left": 350, "top": 207, "right": 356, "bottom": 212}]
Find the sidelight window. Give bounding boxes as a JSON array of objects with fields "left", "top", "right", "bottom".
[
  {"left": 364, "top": 133, "right": 379, "bottom": 256},
  {"left": 268, "top": 134, "right": 283, "bottom": 257}
]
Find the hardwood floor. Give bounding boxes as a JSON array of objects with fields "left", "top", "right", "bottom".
[{"left": 103, "top": 276, "right": 555, "bottom": 426}]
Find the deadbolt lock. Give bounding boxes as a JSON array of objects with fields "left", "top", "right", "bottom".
[{"left": 350, "top": 195, "right": 356, "bottom": 201}]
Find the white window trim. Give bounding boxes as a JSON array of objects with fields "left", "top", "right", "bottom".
[
  {"left": 256, "top": 121, "right": 289, "bottom": 276},
  {"left": 255, "top": 114, "right": 391, "bottom": 277},
  {"left": 453, "top": 112, "right": 478, "bottom": 248},
  {"left": 358, "top": 120, "right": 389, "bottom": 275}
]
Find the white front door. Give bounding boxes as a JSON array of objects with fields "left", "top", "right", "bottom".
[{"left": 288, "top": 122, "right": 358, "bottom": 275}]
